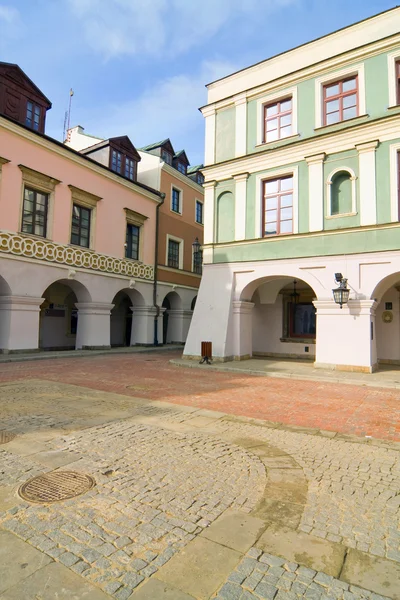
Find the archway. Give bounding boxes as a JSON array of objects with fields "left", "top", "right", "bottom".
[
  {"left": 248, "top": 277, "right": 317, "bottom": 360},
  {"left": 110, "top": 288, "right": 144, "bottom": 347},
  {"left": 191, "top": 295, "right": 197, "bottom": 311},
  {"left": 372, "top": 273, "right": 400, "bottom": 366},
  {"left": 162, "top": 291, "right": 182, "bottom": 344},
  {"left": 39, "top": 280, "right": 88, "bottom": 350}
]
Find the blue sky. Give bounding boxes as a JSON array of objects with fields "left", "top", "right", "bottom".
[{"left": 0, "top": 0, "right": 397, "bottom": 165}]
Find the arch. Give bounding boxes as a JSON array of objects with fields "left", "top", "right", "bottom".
[
  {"left": 161, "top": 290, "right": 182, "bottom": 310},
  {"left": 0, "top": 274, "right": 11, "bottom": 296},
  {"left": 39, "top": 281, "right": 82, "bottom": 350},
  {"left": 110, "top": 290, "right": 134, "bottom": 347},
  {"left": 40, "top": 278, "right": 92, "bottom": 303},
  {"left": 240, "top": 274, "right": 318, "bottom": 304},
  {"left": 162, "top": 291, "right": 183, "bottom": 344},
  {"left": 326, "top": 167, "right": 357, "bottom": 216},
  {"left": 371, "top": 271, "right": 400, "bottom": 301},
  {"left": 216, "top": 191, "right": 235, "bottom": 242}
]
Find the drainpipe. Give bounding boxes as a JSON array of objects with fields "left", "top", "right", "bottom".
[{"left": 153, "top": 192, "right": 165, "bottom": 345}]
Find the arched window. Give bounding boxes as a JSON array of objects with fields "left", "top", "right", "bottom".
[
  {"left": 216, "top": 191, "right": 235, "bottom": 242},
  {"left": 327, "top": 168, "right": 356, "bottom": 217}
]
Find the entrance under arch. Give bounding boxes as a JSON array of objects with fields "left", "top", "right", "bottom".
[
  {"left": 250, "top": 277, "right": 317, "bottom": 360},
  {"left": 110, "top": 288, "right": 144, "bottom": 347},
  {"left": 374, "top": 274, "right": 400, "bottom": 366},
  {"left": 162, "top": 291, "right": 182, "bottom": 344},
  {"left": 39, "top": 281, "right": 80, "bottom": 350}
]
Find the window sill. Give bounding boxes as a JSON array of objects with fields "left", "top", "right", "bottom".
[
  {"left": 280, "top": 337, "right": 316, "bottom": 344},
  {"left": 195, "top": 221, "right": 204, "bottom": 226},
  {"left": 387, "top": 105, "right": 400, "bottom": 111},
  {"left": 19, "top": 231, "right": 49, "bottom": 241},
  {"left": 325, "top": 212, "right": 357, "bottom": 219},
  {"left": 170, "top": 209, "right": 183, "bottom": 216},
  {"left": 314, "top": 114, "right": 369, "bottom": 132},
  {"left": 255, "top": 134, "right": 300, "bottom": 149},
  {"left": 69, "top": 243, "right": 92, "bottom": 251}
]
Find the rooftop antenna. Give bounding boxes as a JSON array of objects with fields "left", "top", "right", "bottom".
[{"left": 63, "top": 88, "right": 74, "bottom": 142}]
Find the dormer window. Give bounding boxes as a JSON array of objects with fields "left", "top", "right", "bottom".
[
  {"left": 111, "top": 150, "right": 122, "bottom": 174},
  {"left": 125, "top": 157, "right": 136, "bottom": 181},
  {"left": 26, "top": 101, "right": 41, "bottom": 131},
  {"left": 109, "top": 149, "right": 137, "bottom": 181},
  {"left": 177, "top": 162, "right": 186, "bottom": 175},
  {"left": 197, "top": 173, "right": 204, "bottom": 185},
  {"left": 161, "top": 149, "right": 172, "bottom": 165}
]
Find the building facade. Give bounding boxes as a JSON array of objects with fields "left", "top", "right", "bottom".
[
  {"left": 0, "top": 63, "right": 164, "bottom": 352},
  {"left": 184, "top": 7, "right": 400, "bottom": 372}
]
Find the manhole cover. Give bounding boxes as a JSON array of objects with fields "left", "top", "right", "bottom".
[
  {"left": 0, "top": 431, "right": 16, "bottom": 444},
  {"left": 18, "top": 471, "right": 95, "bottom": 504}
]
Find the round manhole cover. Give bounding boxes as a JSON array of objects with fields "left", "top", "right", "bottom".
[
  {"left": 18, "top": 471, "right": 95, "bottom": 504},
  {"left": 0, "top": 431, "right": 16, "bottom": 445}
]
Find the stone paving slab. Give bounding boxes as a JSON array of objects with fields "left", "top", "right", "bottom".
[
  {"left": 199, "top": 509, "right": 266, "bottom": 553},
  {"left": 130, "top": 578, "right": 196, "bottom": 599},
  {"left": 341, "top": 550, "right": 400, "bottom": 600}
]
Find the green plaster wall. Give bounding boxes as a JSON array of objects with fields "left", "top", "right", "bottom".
[
  {"left": 323, "top": 150, "right": 360, "bottom": 230},
  {"left": 365, "top": 53, "right": 389, "bottom": 119},
  {"left": 213, "top": 225, "right": 400, "bottom": 264},
  {"left": 376, "top": 139, "right": 399, "bottom": 224},
  {"left": 215, "top": 180, "right": 235, "bottom": 243},
  {"left": 215, "top": 107, "right": 235, "bottom": 163}
]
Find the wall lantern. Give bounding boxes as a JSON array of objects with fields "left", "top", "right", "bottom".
[
  {"left": 332, "top": 273, "right": 350, "bottom": 309},
  {"left": 290, "top": 280, "right": 300, "bottom": 304},
  {"left": 192, "top": 237, "right": 202, "bottom": 275}
]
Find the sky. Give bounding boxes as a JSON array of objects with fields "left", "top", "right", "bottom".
[{"left": 0, "top": 0, "right": 397, "bottom": 165}]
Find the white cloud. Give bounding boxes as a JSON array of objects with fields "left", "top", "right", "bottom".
[
  {"left": 67, "top": 0, "right": 297, "bottom": 59},
  {"left": 0, "top": 5, "right": 19, "bottom": 23},
  {"left": 0, "top": 5, "right": 23, "bottom": 50},
  {"left": 80, "top": 59, "right": 238, "bottom": 164}
]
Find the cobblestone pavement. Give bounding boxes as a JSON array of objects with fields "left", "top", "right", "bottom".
[
  {"left": 216, "top": 548, "right": 391, "bottom": 600},
  {"left": 0, "top": 352, "right": 400, "bottom": 441}
]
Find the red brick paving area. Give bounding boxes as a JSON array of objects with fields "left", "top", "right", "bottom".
[{"left": 0, "top": 351, "right": 399, "bottom": 442}]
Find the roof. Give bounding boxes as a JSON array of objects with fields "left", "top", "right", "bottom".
[
  {"left": 0, "top": 62, "right": 52, "bottom": 107},
  {"left": 173, "top": 149, "right": 190, "bottom": 165},
  {"left": 187, "top": 164, "right": 204, "bottom": 174},
  {"left": 81, "top": 135, "right": 141, "bottom": 162},
  {"left": 139, "top": 139, "right": 171, "bottom": 151}
]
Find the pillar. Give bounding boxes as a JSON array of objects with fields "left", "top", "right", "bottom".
[
  {"left": 232, "top": 301, "right": 255, "bottom": 360},
  {"left": 234, "top": 93, "right": 247, "bottom": 157},
  {"left": 233, "top": 173, "right": 249, "bottom": 241},
  {"left": 306, "top": 152, "right": 326, "bottom": 232},
  {"left": 130, "top": 305, "right": 164, "bottom": 345},
  {"left": 75, "top": 302, "right": 114, "bottom": 350},
  {"left": 165, "top": 309, "right": 193, "bottom": 343},
  {"left": 203, "top": 105, "right": 216, "bottom": 166},
  {"left": 313, "top": 299, "right": 377, "bottom": 372},
  {"left": 356, "top": 140, "right": 379, "bottom": 226},
  {"left": 203, "top": 180, "right": 216, "bottom": 264},
  {"left": 0, "top": 296, "right": 44, "bottom": 352}
]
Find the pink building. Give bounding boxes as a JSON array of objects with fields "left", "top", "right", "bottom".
[{"left": 0, "top": 62, "right": 165, "bottom": 352}]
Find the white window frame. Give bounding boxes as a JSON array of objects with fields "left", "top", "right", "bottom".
[
  {"left": 256, "top": 86, "right": 298, "bottom": 146},
  {"left": 170, "top": 183, "right": 183, "bottom": 215},
  {"left": 387, "top": 50, "right": 400, "bottom": 108},
  {"left": 195, "top": 198, "right": 204, "bottom": 225},
  {"left": 315, "top": 63, "right": 366, "bottom": 129},
  {"left": 255, "top": 165, "right": 298, "bottom": 239},
  {"left": 166, "top": 234, "right": 184, "bottom": 270},
  {"left": 389, "top": 141, "right": 400, "bottom": 222},
  {"left": 326, "top": 167, "right": 357, "bottom": 218}
]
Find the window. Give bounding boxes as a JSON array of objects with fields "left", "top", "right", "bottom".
[
  {"left": 71, "top": 204, "right": 91, "bottom": 248},
  {"left": 21, "top": 187, "right": 48, "bottom": 237},
  {"left": 168, "top": 239, "right": 180, "bottom": 269},
  {"left": 161, "top": 149, "right": 172, "bottom": 165},
  {"left": 111, "top": 150, "right": 122, "bottom": 174},
  {"left": 171, "top": 188, "right": 181, "bottom": 213},
  {"left": 192, "top": 248, "right": 202, "bottom": 275},
  {"left": 263, "top": 176, "right": 293, "bottom": 236},
  {"left": 323, "top": 77, "right": 358, "bottom": 125},
  {"left": 396, "top": 60, "right": 400, "bottom": 105},
  {"left": 264, "top": 98, "right": 292, "bottom": 142},
  {"left": 195, "top": 200, "right": 203, "bottom": 224},
  {"left": 177, "top": 162, "right": 186, "bottom": 175},
  {"left": 197, "top": 173, "right": 204, "bottom": 185},
  {"left": 289, "top": 303, "right": 316, "bottom": 338},
  {"left": 125, "top": 157, "right": 136, "bottom": 181},
  {"left": 25, "top": 101, "right": 41, "bottom": 131},
  {"left": 126, "top": 224, "right": 140, "bottom": 260}
]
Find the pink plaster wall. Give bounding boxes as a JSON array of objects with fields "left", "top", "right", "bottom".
[{"left": 0, "top": 126, "right": 158, "bottom": 264}]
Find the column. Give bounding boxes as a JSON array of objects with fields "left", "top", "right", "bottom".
[
  {"left": 0, "top": 296, "right": 44, "bottom": 352},
  {"left": 232, "top": 301, "right": 255, "bottom": 360},
  {"left": 356, "top": 140, "right": 379, "bottom": 226},
  {"left": 165, "top": 309, "right": 193, "bottom": 343},
  {"left": 233, "top": 173, "right": 249, "bottom": 241},
  {"left": 203, "top": 105, "right": 216, "bottom": 166},
  {"left": 305, "top": 152, "right": 326, "bottom": 232},
  {"left": 313, "top": 299, "right": 377, "bottom": 372},
  {"left": 130, "top": 305, "right": 162, "bottom": 345},
  {"left": 75, "top": 302, "right": 114, "bottom": 350},
  {"left": 203, "top": 180, "right": 216, "bottom": 264},
  {"left": 234, "top": 93, "right": 247, "bottom": 157}
]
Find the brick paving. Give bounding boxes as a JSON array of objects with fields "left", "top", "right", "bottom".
[{"left": 0, "top": 351, "right": 399, "bottom": 441}]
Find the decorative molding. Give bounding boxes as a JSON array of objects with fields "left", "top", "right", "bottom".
[
  {"left": 305, "top": 152, "right": 326, "bottom": 165},
  {"left": 18, "top": 164, "right": 61, "bottom": 192},
  {"left": 0, "top": 231, "right": 154, "bottom": 281},
  {"left": 0, "top": 156, "right": 10, "bottom": 167},
  {"left": 233, "top": 172, "right": 249, "bottom": 182},
  {"left": 124, "top": 208, "right": 148, "bottom": 227},
  {"left": 69, "top": 185, "right": 102, "bottom": 209},
  {"left": 355, "top": 140, "right": 379, "bottom": 153}
]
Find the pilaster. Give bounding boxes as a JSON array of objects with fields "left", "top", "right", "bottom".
[
  {"left": 305, "top": 152, "right": 326, "bottom": 232},
  {"left": 203, "top": 105, "right": 216, "bottom": 166},
  {"left": 356, "top": 140, "right": 379, "bottom": 227},
  {"left": 234, "top": 93, "right": 247, "bottom": 158},
  {"left": 232, "top": 301, "right": 255, "bottom": 360},
  {"left": 203, "top": 180, "right": 216, "bottom": 263},
  {"left": 233, "top": 172, "right": 249, "bottom": 241}
]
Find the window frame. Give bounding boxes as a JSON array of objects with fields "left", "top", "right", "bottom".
[
  {"left": 315, "top": 63, "right": 366, "bottom": 129},
  {"left": 263, "top": 97, "right": 293, "bottom": 143},
  {"left": 109, "top": 148, "right": 137, "bottom": 181},
  {"left": 166, "top": 234, "right": 184, "bottom": 269},
  {"left": 262, "top": 176, "right": 294, "bottom": 237},
  {"left": 170, "top": 185, "right": 183, "bottom": 214},
  {"left": 21, "top": 186, "right": 49, "bottom": 238},
  {"left": 322, "top": 76, "right": 359, "bottom": 127},
  {"left": 161, "top": 149, "right": 172, "bottom": 165},
  {"left": 255, "top": 166, "right": 298, "bottom": 238},
  {"left": 387, "top": 51, "right": 400, "bottom": 108},
  {"left": 195, "top": 199, "right": 204, "bottom": 225},
  {"left": 25, "top": 100, "right": 41, "bottom": 131},
  {"left": 326, "top": 167, "right": 357, "bottom": 218},
  {"left": 177, "top": 162, "right": 187, "bottom": 175},
  {"left": 288, "top": 302, "right": 316, "bottom": 339},
  {"left": 125, "top": 223, "right": 140, "bottom": 261},
  {"left": 70, "top": 203, "right": 91, "bottom": 248},
  {"left": 256, "top": 87, "right": 298, "bottom": 146},
  {"left": 192, "top": 245, "right": 202, "bottom": 275},
  {"left": 389, "top": 142, "right": 400, "bottom": 222}
]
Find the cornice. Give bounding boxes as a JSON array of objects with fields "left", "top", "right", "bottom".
[{"left": 0, "top": 117, "right": 162, "bottom": 204}]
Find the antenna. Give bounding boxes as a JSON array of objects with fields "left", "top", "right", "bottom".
[
  {"left": 63, "top": 111, "right": 68, "bottom": 142},
  {"left": 65, "top": 88, "right": 74, "bottom": 141}
]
